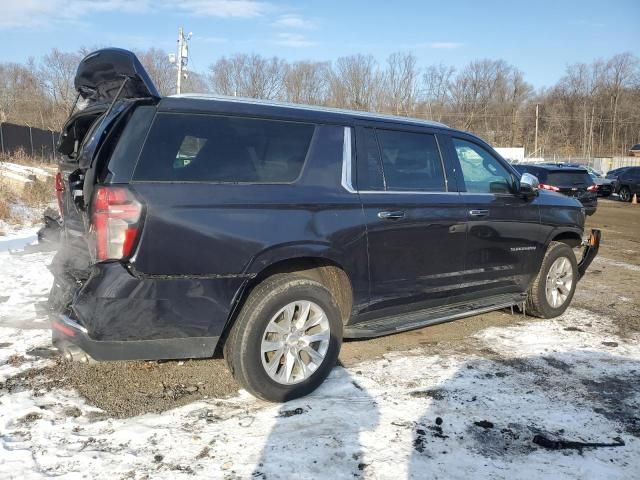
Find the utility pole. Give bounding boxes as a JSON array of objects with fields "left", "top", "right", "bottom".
[
  {"left": 534, "top": 103, "right": 539, "bottom": 157},
  {"left": 171, "top": 27, "right": 192, "bottom": 95}
]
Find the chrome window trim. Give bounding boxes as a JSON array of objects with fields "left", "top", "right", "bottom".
[
  {"left": 341, "top": 127, "right": 356, "bottom": 193},
  {"left": 357, "top": 190, "right": 461, "bottom": 195},
  {"left": 341, "top": 125, "right": 455, "bottom": 195}
]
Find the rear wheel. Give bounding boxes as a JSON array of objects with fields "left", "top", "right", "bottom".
[
  {"left": 619, "top": 187, "right": 631, "bottom": 202},
  {"left": 526, "top": 241, "right": 577, "bottom": 318},
  {"left": 224, "top": 274, "right": 343, "bottom": 402}
]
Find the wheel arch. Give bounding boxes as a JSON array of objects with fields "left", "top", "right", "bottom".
[
  {"left": 547, "top": 228, "right": 583, "bottom": 249},
  {"left": 217, "top": 252, "right": 355, "bottom": 353}
]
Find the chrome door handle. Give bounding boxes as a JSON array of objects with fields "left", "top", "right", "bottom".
[
  {"left": 469, "top": 209, "right": 489, "bottom": 217},
  {"left": 378, "top": 210, "right": 405, "bottom": 220}
]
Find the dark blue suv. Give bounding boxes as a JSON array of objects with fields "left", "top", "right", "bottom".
[{"left": 50, "top": 49, "right": 600, "bottom": 401}]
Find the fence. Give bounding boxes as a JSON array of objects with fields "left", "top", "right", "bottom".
[
  {"left": 590, "top": 157, "right": 640, "bottom": 173},
  {"left": 0, "top": 122, "right": 60, "bottom": 162}
]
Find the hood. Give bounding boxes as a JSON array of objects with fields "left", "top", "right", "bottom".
[{"left": 75, "top": 48, "right": 160, "bottom": 104}]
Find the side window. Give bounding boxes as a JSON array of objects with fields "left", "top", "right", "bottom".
[
  {"left": 134, "top": 113, "right": 315, "bottom": 183},
  {"left": 453, "top": 138, "right": 514, "bottom": 194},
  {"left": 376, "top": 129, "right": 446, "bottom": 192},
  {"left": 356, "top": 128, "right": 385, "bottom": 190}
]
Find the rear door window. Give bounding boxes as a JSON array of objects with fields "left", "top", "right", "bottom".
[{"left": 134, "top": 113, "right": 315, "bottom": 182}]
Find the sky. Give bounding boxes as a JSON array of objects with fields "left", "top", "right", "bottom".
[{"left": 1, "top": 0, "right": 639, "bottom": 89}]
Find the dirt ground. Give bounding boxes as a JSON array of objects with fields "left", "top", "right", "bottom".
[{"left": 11, "top": 197, "right": 640, "bottom": 418}]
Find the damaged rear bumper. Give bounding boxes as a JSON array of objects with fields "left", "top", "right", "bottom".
[
  {"left": 52, "top": 314, "right": 219, "bottom": 361},
  {"left": 49, "top": 261, "right": 248, "bottom": 361},
  {"left": 577, "top": 229, "right": 601, "bottom": 280}
]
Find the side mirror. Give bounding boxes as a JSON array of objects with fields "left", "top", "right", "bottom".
[{"left": 519, "top": 172, "right": 539, "bottom": 198}]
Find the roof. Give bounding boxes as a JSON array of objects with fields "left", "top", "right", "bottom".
[{"left": 162, "top": 93, "right": 449, "bottom": 129}]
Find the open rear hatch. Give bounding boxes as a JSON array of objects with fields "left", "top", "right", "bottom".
[
  {"left": 58, "top": 48, "right": 160, "bottom": 159},
  {"left": 51, "top": 48, "right": 160, "bottom": 314}
]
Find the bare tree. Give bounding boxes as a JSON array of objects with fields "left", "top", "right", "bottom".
[
  {"left": 283, "top": 61, "right": 330, "bottom": 105},
  {"left": 39, "top": 49, "right": 82, "bottom": 127},
  {"left": 605, "top": 53, "right": 639, "bottom": 154},
  {"left": 135, "top": 48, "right": 175, "bottom": 96},
  {"left": 421, "top": 63, "right": 455, "bottom": 122},
  {"left": 381, "top": 52, "right": 420, "bottom": 115},
  {"left": 209, "top": 54, "right": 286, "bottom": 99},
  {"left": 329, "top": 54, "right": 380, "bottom": 111},
  {"left": 0, "top": 46, "right": 638, "bottom": 158}
]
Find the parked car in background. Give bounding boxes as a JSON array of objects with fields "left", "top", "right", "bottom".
[
  {"left": 513, "top": 164, "right": 598, "bottom": 215},
  {"left": 612, "top": 166, "right": 640, "bottom": 202},
  {"left": 583, "top": 166, "right": 604, "bottom": 178},
  {"left": 590, "top": 173, "right": 613, "bottom": 197},
  {"left": 49, "top": 48, "right": 601, "bottom": 402},
  {"left": 628, "top": 144, "right": 640, "bottom": 157},
  {"left": 607, "top": 166, "right": 633, "bottom": 179}
]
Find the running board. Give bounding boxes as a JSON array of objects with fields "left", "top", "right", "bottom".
[{"left": 344, "top": 293, "right": 527, "bottom": 339}]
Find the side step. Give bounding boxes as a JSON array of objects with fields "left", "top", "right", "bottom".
[{"left": 344, "top": 292, "right": 527, "bottom": 339}]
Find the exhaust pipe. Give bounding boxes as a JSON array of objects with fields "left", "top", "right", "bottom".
[{"left": 62, "top": 344, "right": 93, "bottom": 363}]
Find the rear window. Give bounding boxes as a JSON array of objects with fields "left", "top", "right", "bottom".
[
  {"left": 545, "top": 171, "right": 592, "bottom": 186},
  {"left": 514, "top": 166, "right": 546, "bottom": 182},
  {"left": 134, "top": 113, "right": 315, "bottom": 183}
]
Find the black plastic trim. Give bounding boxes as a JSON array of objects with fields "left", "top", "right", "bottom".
[{"left": 52, "top": 315, "right": 219, "bottom": 361}]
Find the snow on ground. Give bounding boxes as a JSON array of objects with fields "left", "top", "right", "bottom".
[
  {"left": 0, "top": 232, "right": 638, "bottom": 479},
  {"left": 0, "top": 228, "right": 40, "bottom": 253},
  {"left": 0, "top": 161, "right": 56, "bottom": 236},
  {"left": 0, "top": 162, "right": 54, "bottom": 181}
]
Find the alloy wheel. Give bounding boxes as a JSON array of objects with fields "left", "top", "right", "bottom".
[
  {"left": 260, "top": 300, "right": 330, "bottom": 385},
  {"left": 545, "top": 257, "right": 574, "bottom": 308}
]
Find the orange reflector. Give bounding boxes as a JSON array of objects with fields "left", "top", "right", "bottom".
[{"left": 589, "top": 233, "right": 596, "bottom": 246}]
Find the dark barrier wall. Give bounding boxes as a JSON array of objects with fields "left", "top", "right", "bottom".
[{"left": 0, "top": 122, "right": 60, "bottom": 162}]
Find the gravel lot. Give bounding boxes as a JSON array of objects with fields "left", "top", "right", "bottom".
[{"left": 0, "top": 197, "right": 638, "bottom": 478}]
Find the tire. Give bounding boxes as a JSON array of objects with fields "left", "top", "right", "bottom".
[
  {"left": 525, "top": 241, "right": 578, "bottom": 318},
  {"left": 224, "top": 274, "right": 343, "bottom": 402},
  {"left": 619, "top": 187, "right": 631, "bottom": 202}
]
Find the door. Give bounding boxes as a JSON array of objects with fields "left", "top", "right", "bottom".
[
  {"left": 447, "top": 136, "right": 543, "bottom": 297},
  {"left": 624, "top": 168, "right": 640, "bottom": 195},
  {"left": 355, "top": 126, "right": 467, "bottom": 318}
]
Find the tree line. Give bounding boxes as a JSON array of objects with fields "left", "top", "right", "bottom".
[{"left": 1, "top": 47, "right": 638, "bottom": 157}]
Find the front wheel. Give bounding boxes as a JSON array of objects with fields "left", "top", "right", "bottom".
[
  {"left": 224, "top": 274, "right": 343, "bottom": 402},
  {"left": 526, "top": 242, "right": 578, "bottom": 318},
  {"left": 619, "top": 187, "right": 631, "bottom": 202}
]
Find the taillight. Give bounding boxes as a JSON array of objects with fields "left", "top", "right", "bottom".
[
  {"left": 55, "top": 172, "right": 64, "bottom": 217},
  {"left": 539, "top": 183, "right": 560, "bottom": 192},
  {"left": 587, "top": 184, "right": 598, "bottom": 192},
  {"left": 92, "top": 186, "right": 143, "bottom": 261}
]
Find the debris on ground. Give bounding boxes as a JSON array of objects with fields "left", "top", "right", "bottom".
[{"left": 533, "top": 434, "right": 625, "bottom": 451}]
